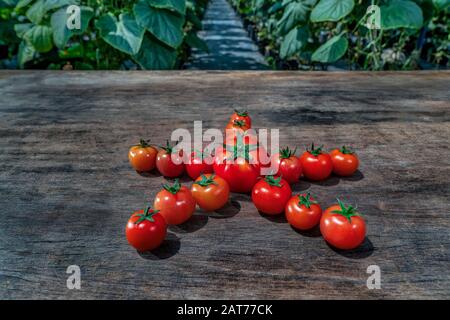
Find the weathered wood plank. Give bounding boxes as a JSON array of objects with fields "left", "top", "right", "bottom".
[{"left": 0, "top": 71, "right": 449, "bottom": 299}]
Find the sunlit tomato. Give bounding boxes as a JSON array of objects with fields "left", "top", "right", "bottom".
[
  {"left": 285, "top": 193, "right": 322, "bottom": 230},
  {"left": 126, "top": 207, "right": 167, "bottom": 252},
  {"left": 213, "top": 142, "right": 262, "bottom": 193},
  {"left": 224, "top": 128, "right": 258, "bottom": 148},
  {"left": 330, "top": 146, "right": 359, "bottom": 176},
  {"left": 186, "top": 151, "right": 214, "bottom": 180},
  {"left": 191, "top": 173, "right": 230, "bottom": 211},
  {"left": 154, "top": 179, "right": 196, "bottom": 225},
  {"left": 300, "top": 144, "right": 332, "bottom": 181},
  {"left": 128, "top": 139, "right": 158, "bottom": 172},
  {"left": 229, "top": 109, "right": 252, "bottom": 129},
  {"left": 273, "top": 146, "right": 302, "bottom": 184},
  {"left": 156, "top": 140, "right": 185, "bottom": 178},
  {"left": 252, "top": 175, "right": 292, "bottom": 215},
  {"left": 225, "top": 119, "right": 251, "bottom": 143},
  {"left": 320, "top": 200, "right": 366, "bottom": 250}
]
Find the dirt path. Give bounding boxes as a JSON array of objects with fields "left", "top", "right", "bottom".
[{"left": 187, "top": 0, "right": 268, "bottom": 70}]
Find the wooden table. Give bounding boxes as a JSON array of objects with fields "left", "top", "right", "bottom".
[{"left": 0, "top": 71, "right": 449, "bottom": 299}]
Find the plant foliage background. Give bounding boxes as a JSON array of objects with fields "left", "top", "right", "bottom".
[
  {"left": 0, "top": 0, "right": 209, "bottom": 69},
  {"left": 0, "top": 0, "right": 448, "bottom": 70},
  {"left": 233, "top": 0, "right": 449, "bottom": 70}
]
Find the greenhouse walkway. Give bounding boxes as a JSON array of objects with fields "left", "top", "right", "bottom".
[{"left": 186, "top": 0, "right": 268, "bottom": 70}]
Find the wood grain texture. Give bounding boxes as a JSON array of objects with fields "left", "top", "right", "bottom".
[{"left": 0, "top": 71, "right": 449, "bottom": 299}]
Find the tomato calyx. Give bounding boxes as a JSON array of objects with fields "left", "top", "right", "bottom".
[
  {"left": 297, "top": 193, "right": 317, "bottom": 208},
  {"left": 340, "top": 145, "right": 355, "bottom": 154},
  {"left": 279, "top": 146, "right": 296, "bottom": 159},
  {"left": 163, "top": 179, "right": 182, "bottom": 194},
  {"left": 194, "top": 174, "right": 218, "bottom": 187},
  {"left": 224, "top": 133, "right": 258, "bottom": 161},
  {"left": 234, "top": 109, "right": 248, "bottom": 117},
  {"left": 135, "top": 139, "right": 151, "bottom": 148},
  {"left": 232, "top": 119, "right": 247, "bottom": 128},
  {"left": 134, "top": 207, "right": 160, "bottom": 224},
  {"left": 160, "top": 140, "right": 179, "bottom": 154},
  {"left": 331, "top": 199, "right": 361, "bottom": 223},
  {"left": 264, "top": 175, "right": 283, "bottom": 187},
  {"left": 307, "top": 143, "right": 324, "bottom": 157}
]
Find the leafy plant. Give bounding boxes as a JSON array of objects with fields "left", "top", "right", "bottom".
[
  {"left": 232, "top": 0, "right": 449, "bottom": 70},
  {"left": 0, "top": 0, "right": 208, "bottom": 69}
]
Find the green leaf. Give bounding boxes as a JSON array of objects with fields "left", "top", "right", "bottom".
[
  {"left": 1, "top": 0, "right": 18, "bottom": 7},
  {"left": 146, "top": 0, "right": 186, "bottom": 15},
  {"left": 412, "top": 0, "right": 434, "bottom": 23},
  {"left": 432, "top": 0, "right": 450, "bottom": 10},
  {"left": 73, "top": 61, "right": 94, "bottom": 70},
  {"left": 26, "top": 0, "right": 46, "bottom": 24},
  {"left": 311, "top": 35, "right": 348, "bottom": 63},
  {"left": 133, "top": 35, "right": 177, "bottom": 70},
  {"left": 280, "top": 26, "right": 309, "bottom": 59},
  {"left": 25, "top": 0, "right": 79, "bottom": 24},
  {"left": 380, "top": 0, "right": 423, "bottom": 29},
  {"left": 43, "top": 0, "right": 76, "bottom": 11},
  {"left": 14, "top": 23, "right": 33, "bottom": 38},
  {"left": 24, "top": 24, "right": 53, "bottom": 52},
  {"left": 96, "top": 12, "right": 145, "bottom": 55},
  {"left": 186, "top": 6, "right": 202, "bottom": 29},
  {"left": 310, "top": 0, "right": 354, "bottom": 22},
  {"left": 134, "top": 0, "right": 185, "bottom": 48},
  {"left": 16, "top": 0, "right": 33, "bottom": 9},
  {"left": 277, "top": 1, "right": 315, "bottom": 35},
  {"left": 58, "top": 42, "right": 83, "bottom": 58},
  {"left": 185, "top": 30, "right": 208, "bottom": 52},
  {"left": 51, "top": 5, "right": 94, "bottom": 49},
  {"left": 18, "top": 39, "right": 36, "bottom": 68},
  {"left": 268, "top": 2, "right": 283, "bottom": 14}
]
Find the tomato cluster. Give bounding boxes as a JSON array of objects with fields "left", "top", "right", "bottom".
[
  {"left": 125, "top": 110, "right": 367, "bottom": 253},
  {"left": 125, "top": 176, "right": 231, "bottom": 253}
]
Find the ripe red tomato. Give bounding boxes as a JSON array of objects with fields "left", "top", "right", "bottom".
[
  {"left": 320, "top": 200, "right": 366, "bottom": 250},
  {"left": 300, "top": 144, "right": 333, "bottom": 181},
  {"left": 125, "top": 207, "right": 167, "bottom": 252},
  {"left": 154, "top": 179, "right": 196, "bottom": 225},
  {"left": 273, "top": 146, "right": 302, "bottom": 184},
  {"left": 252, "top": 175, "right": 292, "bottom": 215},
  {"left": 285, "top": 193, "right": 322, "bottom": 230},
  {"left": 213, "top": 141, "right": 262, "bottom": 193},
  {"left": 224, "top": 128, "right": 258, "bottom": 149},
  {"left": 229, "top": 109, "right": 251, "bottom": 129},
  {"left": 186, "top": 151, "right": 214, "bottom": 180},
  {"left": 191, "top": 174, "right": 230, "bottom": 211},
  {"left": 128, "top": 139, "right": 158, "bottom": 172},
  {"left": 156, "top": 140, "right": 185, "bottom": 178},
  {"left": 330, "top": 146, "right": 359, "bottom": 176}
]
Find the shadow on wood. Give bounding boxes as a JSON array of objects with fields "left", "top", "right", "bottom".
[
  {"left": 137, "top": 170, "right": 162, "bottom": 178},
  {"left": 309, "top": 175, "right": 340, "bottom": 187},
  {"left": 169, "top": 214, "right": 209, "bottom": 233},
  {"left": 291, "top": 180, "right": 311, "bottom": 193},
  {"left": 138, "top": 232, "right": 181, "bottom": 260},
  {"left": 229, "top": 193, "right": 252, "bottom": 203},
  {"left": 259, "top": 211, "right": 288, "bottom": 223},
  {"left": 291, "top": 225, "right": 322, "bottom": 238},
  {"left": 209, "top": 200, "right": 241, "bottom": 219},
  {"left": 339, "top": 170, "right": 365, "bottom": 182},
  {"left": 327, "top": 237, "right": 375, "bottom": 259}
]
